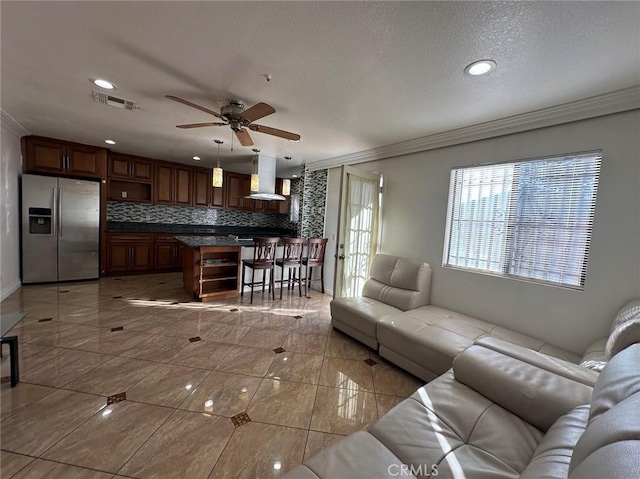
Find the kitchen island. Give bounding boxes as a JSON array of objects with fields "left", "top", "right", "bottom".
[{"left": 175, "top": 236, "right": 245, "bottom": 301}]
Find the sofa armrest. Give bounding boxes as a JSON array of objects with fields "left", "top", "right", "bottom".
[
  {"left": 579, "top": 337, "right": 608, "bottom": 371},
  {"left": 453, "top": 344, "right": 593, "bottom": 431},
  {"left": 474, "top": 337, "right": 599, "bottom": 387}
]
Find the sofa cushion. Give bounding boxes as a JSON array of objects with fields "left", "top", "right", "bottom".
[
  {"left": 285, "top": 431, "right": 415, "bottom": 479},
  {"left": 569, "top": 344, "right": 640, "bottom": 478},
  {"left": 330, "top": 296, "right": 401, "bottom": 341},
  {"left": 378, "top": 305, "right": 581, "bottom": 379},
  {"left": 453, "top": 345, "right": 593, "bottom": 431},
  {"left": 519, "top": 405, "right": 590, "bottom": 479},
  {"left": 368, "top": 370, "right": 542, "bottom": 478},
  {"left": 362, "top": 254, "right": 431, "bottom": 311}
]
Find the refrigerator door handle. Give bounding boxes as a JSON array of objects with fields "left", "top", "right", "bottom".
[
  {"left": 52, "top": 187, "right": 59, "bottom": 236},
  {"left": 58, "top": 188, "right": 63, "bottom": 237}
]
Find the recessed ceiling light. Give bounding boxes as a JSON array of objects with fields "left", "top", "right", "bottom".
[
  {"left": 193, "top": 156, "right": 201, "bottom": 161},
  {"left": 292, "top": 174, "right": 298, "bottom": 178},
  {"left": 464, "top": 60, "right": 497, "bottom": 76},
  {"left": 92, "top": 78, "right": 117, "bottom": 90},
  {"left": 104, "top": 139, "right": 116, "bottom": 145}
]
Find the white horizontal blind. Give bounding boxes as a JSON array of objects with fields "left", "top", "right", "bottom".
[{"left": 444, "top": 152, "right": 601, "bottom": 289}]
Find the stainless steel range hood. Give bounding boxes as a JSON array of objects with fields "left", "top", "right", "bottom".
[{"left": 246, "top": 154, "right": 286, "bottom": 201}]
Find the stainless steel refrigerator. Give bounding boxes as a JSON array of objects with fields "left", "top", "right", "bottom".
[{"left": 21, "top": 174, "right": 100, "bottom": 283}]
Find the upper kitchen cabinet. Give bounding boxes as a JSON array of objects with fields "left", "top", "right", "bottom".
[
  {"left": 225, "top": 171, "right": 254, "bottom": 211},
  {"left": 108, "top": 153, "right": 153, "bottom": 182},
  {"left": 174, "top": 165, "right": 193, "bottom": 206},
  {"left": 153, "top": 162, "right": 192, "bottom": 206},
  {"left": 154, "top": 162, "right": 175, "bottom": 204},
  {"left": 193, "top": 166, "right": 223, "bottom": 208},
  {"left": 23, "top": 136, "right": 106, "bottom": 179}
]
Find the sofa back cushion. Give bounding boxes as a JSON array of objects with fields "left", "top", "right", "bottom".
[
  {"left": 568, "top": 343, "right": 640, "bottom": 478},
  {"left": 605, "top": 298, "right": 640, "bottom": 358},
  {"left": 362, "top": 254, "right": 431, "bottom": 311}
]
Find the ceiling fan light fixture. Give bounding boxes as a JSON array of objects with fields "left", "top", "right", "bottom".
[
  {"left": 464, "top": 60, "right": 497, "bottom": 76},
  {"left": 92, "top": 78, "right": 117, "bottom": 90}
]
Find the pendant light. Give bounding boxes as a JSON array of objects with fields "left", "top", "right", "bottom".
[
  {"left": 250, "top": 148, "right": 260, "bottom": 192},
  {"left": 212, "top": 139, "right": 224, "bottom": 188},
  {"left": 281, "top": 156, "right": 292, "bottom": 196}
]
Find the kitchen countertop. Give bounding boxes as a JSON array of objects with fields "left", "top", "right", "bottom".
[
  {"left": 175, "top": 235, "right": 291, "bottom": 248},
  {"left": 107, "top": 221, "right": 296, "bottom": 237},
  {"left": 174, "top": 236, "right": 249, "bottom": 248}
]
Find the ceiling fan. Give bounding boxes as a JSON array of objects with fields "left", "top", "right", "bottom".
[{"left": 166, "top": 95, "right": 301, "bottom": 147}]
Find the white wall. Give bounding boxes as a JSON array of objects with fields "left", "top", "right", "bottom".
[
  {"left": 1, "top": 112, "right": 26, "bottom": 301},
  {"left": 325, "top": 110, "right": 640, "bottom": 354}
]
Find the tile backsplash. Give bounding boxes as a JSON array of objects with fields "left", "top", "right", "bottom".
[
  {"left": 107, "top": 202, "right": 295, "bottom": 229},
  {"left": 106, "top": 168, "right": 328, "bottom": 236},
  {"left": 300, "top": 169, "right": 328, "bottom": 238}
]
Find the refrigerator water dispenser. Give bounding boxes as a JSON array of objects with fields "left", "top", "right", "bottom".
[{"left": 28, "top": 207, "right": 52, "bottom": 234}]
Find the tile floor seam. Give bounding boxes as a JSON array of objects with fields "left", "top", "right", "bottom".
[
  {"left": 0, "top": 385, "right": 59, "bottom": 423},
  {"left": 114, "top": 407, "right": 182, "bottom": 478},
  {"left": 0, "top": 450, "right": 37, "bottom": 479},
  {"left": 34, "top": 395, "right": 113, "bottom": 461},
  {"left": 13, "top": 456, "right": 121, "bottom": 477}
]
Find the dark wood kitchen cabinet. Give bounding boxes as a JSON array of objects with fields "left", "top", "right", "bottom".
[
  {"left": 175, "top": 165, "right": 193, "bottom": 206},
  {"left": 108, "top": 153, "right": 153, "bottom": 181},
  {"left": 106, "top": 233, "right": 154, "bottom": 274},
  {"left": 154, "top": 235, "right": 183, "bottom": 271},
  {"left": 192, "top": 167, "right": 211, "bottom": 207},
  {"left": 225, "top": 172, "right": 246, "bottom": 210},
  {"left": 154, "top": 162, "right": 192, "bottom": 206},
  {"left": 154, "top": 162, "right": 174, "bottom": 204},
  {"left": 23, "top": 136, "right": 105, "bottom": 179}
]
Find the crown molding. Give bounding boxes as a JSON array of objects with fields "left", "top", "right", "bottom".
[
  {"left": 1, "top": 109, "right": 30, "bottom": 138},
  {"left": 308, "top": 86, "right": 640, "bottom": 171}
]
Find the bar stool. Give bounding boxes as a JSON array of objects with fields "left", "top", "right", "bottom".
[
  {"left": 302, "top": 238, "right": 328, "bottom": 295},
  {"left": 275, "top": 238, "right": 305, "bottom": 299},
  {"left": 241, "top": 237, "right": 279, "bottom": 303}
]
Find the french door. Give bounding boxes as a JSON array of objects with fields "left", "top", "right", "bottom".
[{"left": 333, "top": 166, "right": 381, "bottom": 299}]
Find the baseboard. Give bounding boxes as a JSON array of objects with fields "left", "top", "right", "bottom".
[{"left": 1, "top": 280, "right": 21, "bottom": 302}]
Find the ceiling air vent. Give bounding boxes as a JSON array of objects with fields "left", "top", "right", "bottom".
[{"left": 92, "top": 89, "right": 138, "bottom": 110}]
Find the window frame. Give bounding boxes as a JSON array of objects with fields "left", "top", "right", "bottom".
[{"left": 442, "top": 150, "right": 602, "bottom": 291}]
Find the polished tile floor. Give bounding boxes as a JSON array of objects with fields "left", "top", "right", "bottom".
[{"left": 0, "top": 273, "right": 423, "bottom": 478}]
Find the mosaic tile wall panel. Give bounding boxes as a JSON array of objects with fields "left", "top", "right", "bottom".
[
  {"left": 107, "top": 202, "right": 293, "bottom": 229},
  {"left": 106, "top": 169, "right": 327, "bottom": 236},
  {"left": 299, "top": 169, "right": 328, "bottom": 238}
]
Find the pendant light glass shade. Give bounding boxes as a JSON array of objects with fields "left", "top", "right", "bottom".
[
  {"left": 212, "top": 140, "right": 224, "bottom": 187},
  {"left": 250, "top": 173, "right": 260, "bottom": 192},
  {"left": 281, "top": 178, "right": 291, "bottom": 196},
  {"left": 212, "top": 165, "right": 223, "bottom": 187}
]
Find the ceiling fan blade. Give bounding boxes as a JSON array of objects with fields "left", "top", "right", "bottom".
[
  {"left": 240, "top": 102, "right": 275, "bottom": 123},
  {"left": 176, "top": 122, "right": 227, "bottom": 129},
  {"left": 235, "top": 129, "right": 254, "bottom": 147},
  {"left": 248, "top": 124, "right": 301, "bottom": 142},
  {"left": 165, "top": 95, "right": 224, "bottom": 119}
]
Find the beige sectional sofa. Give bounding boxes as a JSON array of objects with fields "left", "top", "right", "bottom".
[
  {"left": 283, "top": 315, "right": 640, "bottom": 479},
  {"left": 331, "top": 254, "right": 607, "bottom": 381}
]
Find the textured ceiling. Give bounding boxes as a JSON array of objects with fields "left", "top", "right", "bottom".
[{"left": 2, "top": 1, "right": 639, "bottom": 174}]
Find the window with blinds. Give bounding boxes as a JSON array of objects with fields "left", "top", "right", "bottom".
[{"left": 443, "top": 152, "right": 601, "bottom": 289}]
